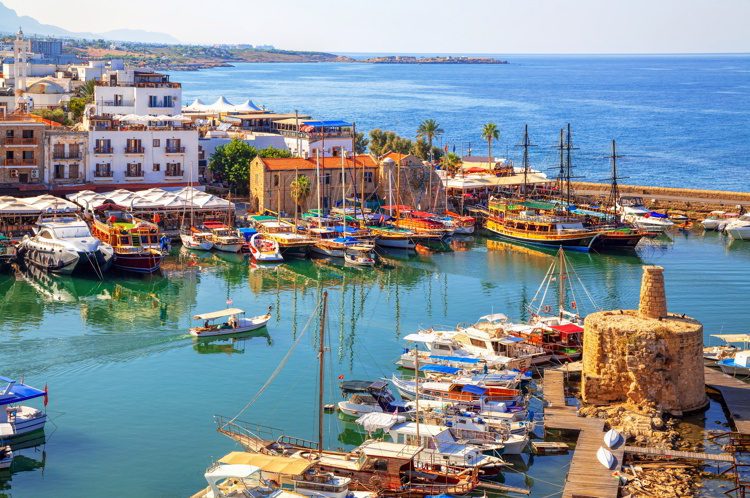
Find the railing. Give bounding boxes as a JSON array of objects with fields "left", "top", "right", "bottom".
[
  {"left": 4, "top": 137, "right": 38, "bottom": 146},
  {"left": 125, "top": 171, "right": 144, "bottom": 178},
  {"left": 3, "top": 158, "right": 35, "bottom": 166},
  {"left": 124, "top": 146, "right": 145, "bottom": 154},
  {"left": 165, "top": 170, "right": 184, "bottom": 177},
  {"left": 95, "top": 81, "right": 181, "bottom": 88},
  {"left": 165, "top": 146, "right": 185, "bottom": 153},
  {"left": 148, "top": 101, "right": 176, "bottom": 108},
  {"left": 100, "top": 100, "right": 135, "bottom": 107},
  {"left": 94, "top": 171, "right": 113, "bottom": 178},
  {"left": 52, "top": 152, "right": 83, "bottom": 160},
  {"left": 94, "top": 146, "right": 113, "bottom": 154}
]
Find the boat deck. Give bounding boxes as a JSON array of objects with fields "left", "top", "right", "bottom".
[{"left": 543, "top": 369, "right": 624, "bottom": 498}]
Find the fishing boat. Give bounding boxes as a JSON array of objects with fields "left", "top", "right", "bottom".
[
  {"left": 618, "top": 196, "right": 674, "bottom": 233},
  {"left": 391, "top": 375, "right": 521, "bottom": 404},
  {"left": 203, "top": 221, "right": 243, "bottom": 253},
  {"left": 390, "top": 208, "right": 454, "bottom": 239},
  {"left": 444, "top": 211, "right": 475, "bottom": 234},
  {"left": 718, "top": 351, "right": 750, "bottom": 377},
  {"left": 337, "top": 380, "right": 410, "bottom": 418},
  {"left": 344, "top": 243, "right": 376, "bottom": 267},
  {"left": 251, "top": 217, "right": 314, "bottom": 259},
  {"left": 17, "top": 214, "right": 113, "bottom": 276},
  {"left": 248, "top": 233, "right": 283, "bottom": 263},
  {"left": 180, "top": 228, "right": 214, "bottom": 251},
  {"left": 190, "top": 306, "right": 272, "bottom": 338},
  {"left": 89, "top": 203, "right": 163, "bottom": 273},
  {"left": 0, "top": 377, "right": 47, "bottom": 439},
  {"left": 704, "top": 334, "right": 748, "bottom": 363},
  {"left": 486, "top": 198, "right": 599, "bottom": 252},
  {"left": 369, "top": 226, "right": 417, "bottom": 250}
]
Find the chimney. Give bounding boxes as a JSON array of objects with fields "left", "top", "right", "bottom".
[{"left": 639, "top": 266, "right": 668, "bottom": 319}]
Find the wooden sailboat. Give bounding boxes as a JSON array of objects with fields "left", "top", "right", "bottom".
[{"left": 89, "top": 203, "right": 163, "bottom": 273}]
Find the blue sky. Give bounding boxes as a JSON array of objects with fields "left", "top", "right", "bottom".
[{"left": 5, "top": 0, "right": 749, "bottom": 53}]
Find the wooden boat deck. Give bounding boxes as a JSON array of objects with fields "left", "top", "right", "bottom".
[
  {"left": 543, "top": 369, "right": 624, "bottom": 498},
  {"left": 704, "top": 366, "right": 750, "bottom": 435}
]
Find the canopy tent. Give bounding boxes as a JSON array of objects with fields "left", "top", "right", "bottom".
[
  {"left": 183, "top": 98, "right": 205, "bottom": 111},
  {"left": 67, "top": 188, "right": 233, "bottom": 213},
  {"left": 182, "top": 96, "right": 263, "bottom": 113},
  {"left": 219, "top": 452, "right": 312, "bottom": 475},
  {"left": 0, "top": 195, "right": 79, "bottom": 215},
  {"left": 235, "top": 99, "right": 261, "bottom": 112},
  {"left": 193, "top": 308, "right": 245, "bottom": 321}
]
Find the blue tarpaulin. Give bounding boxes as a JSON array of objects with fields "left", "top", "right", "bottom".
[
  {"left": 332, "top": 236, "right": 358, "bottom": 244},
  {"left": 302, "top": 120, "right": 352, "bottom": 128},
  {"left": 461, "top": 384, "right": 487, "bottom": 395},
  {"left": 333, "top": 225, "right": 355, "bottom": 233},
  {"left": 0, "top": 377, "right": 46, "bottom": 406},
  {"left": 419, "top": 365, "right": 461, "bottom": 374},
  {"left": 428, "top": 355, "right": 481, "bottom": 364}
]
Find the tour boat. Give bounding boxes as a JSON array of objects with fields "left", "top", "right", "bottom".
[
  {"left": 89, "top": 204, "right": 163, "bottom": 273},
  {"left": 0, "top": 377, "right": 47, "bottom": 439},
  {"left": 369, "top": 226, "right": 417, "bottom": 249},
  {"left": 0, "top": 445, "right": 11, "bottom": 469},
  {"left": 180, "top": 229, "right": 214, "bottom": 251},
  {"left": 248, "top": 233, "right": 283, "bottom": 263},
  {"left": 391, "top": 209, "right": 454, "bottom": 239},
  {"left": 486, "top": 198, "right": 599, "bottom": 251},
  {"left": 596, "top": 446, "right": 615, "bottom": 469},
  {"left": 18, "top": 214, "right": 113, "bottom": 276},
  {"left": 192, "top": 461, "right": 304, "bottom": 498},
  {"left": 725, "top": 213, "right": 750, "bottom": 240},
  {"left": 251, "top": 218, "right": 314, "bottom": 259},
  {"left": 190, "top": 307, "right": 272, "bottom": 338},
  {"left": 445, "top": 211, "right": 475, "bottom": 234},
  {"left": 203, "top": 221, "right": 243, "bottom": 253},
  {"left": 618, "top": 196, "right": 674, "bottom": 233},
  {"left": 604, "top": 428, "right": 622, "bottom": 449},
  {"left": 344, "top": 243, "right": 377, "bottom": 267}
]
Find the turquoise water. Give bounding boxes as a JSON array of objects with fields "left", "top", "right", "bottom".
[
  {"left": 1, "top": 231, "right": 750, "bottom": 497},
  {"left": 171, "top": 56, "right": 750, "bottom": 190}
]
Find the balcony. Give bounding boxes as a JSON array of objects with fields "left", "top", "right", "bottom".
[
  {"left": 125, "top": 146, "right": 145, "bottom": 154},
  {"left": 53, "top": 152, "right": 83, "bottom": 160},
  {"left": 94, "top": 146, "right": 113, "bottom": 154},
  {"left": 94, "top": 171, "right": 113, "bottom": 178},
  {"left": 165, "top": 146, "right": 186, "bottom": 154},
  {"left": 148, "top": 101, "right": 176, "bottom": 108},
  {"left": 165, "top": 170, "right": 184, "bottom": 178},
  {"left": 4, "top": 137, "right": 39, "bottom": 146},
  {"left": 3, "top": 158, "right": 36, "bottom": 166},
  {"left": 125, "top": 173, "right": 144, "bottom": 180},
  {"left": 100, "top": 100, "right": 135, "bottom": 107}
]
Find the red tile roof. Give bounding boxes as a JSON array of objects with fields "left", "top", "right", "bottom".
[{"left": 258, "top": 155, "right": 378, "bottom": 171}]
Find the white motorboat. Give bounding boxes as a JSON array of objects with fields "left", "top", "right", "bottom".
[
  {"left": 618, "top": 196, "right": 674, "bottom": 233},
  {"left": 337, "top": 380, "right": 410, "bottom": 418},
  {"left": 0, "top": 445, "right": 11, "bottom": 470},
  {"left": 344, "top": 243, "right": 376, "bottom": 267},
  {"left": 193, "top": 462, "right": 304, "bottom": 498},
  {"left": 597, "top": 446, "right": 615, "bottom": 469},
  {"left": 718, "top": 350, "right": 750, "bottom": 377},
  {"left": 203, "top": 221, "right": 244, "bottom": 253},
  {"left": 0, "top": 377, "right": 47, "bottom": 439},
  {"left": 458, "top": 315, "right": 552, "bottom": 365},
  {"left": 704, "top": 334, "right": 748, "bottom": 363},
  {"left": 180, "top": 230, "right": 214, "bottom": 251},
  {"left": 248, "top": 233, "right": 283, "bottom": 263},
  {"left": 190, "top": 307, "right": 272, "bottom": 338},
  {"left": 18, "top": 214, "right": 113, "bottom": 275},
  {"left": 725, "top": 213, "right": 750, "bottom": 240},
  {"left": 701, "top": 211, "right": 738, "bottom": 231}
]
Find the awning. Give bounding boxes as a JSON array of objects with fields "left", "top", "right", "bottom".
[
  {"left": 420, "top": 365, "right": 461, "bottom": 375},
  {"left": 549, "top": 323, "right": 584, "bottom": 335},
  {"left": 711, "top": 334, "right": 750, "bottom": 343},
  {"left": 0, "top": 377, "right": 46, "bottom": 406},
  {"left": 460, "top": 384, "right": 486, "bottom": 395},
  {"left": 193, "top": 308, "right": 245, "bottom": 320},
  {"left": 429, "top": 355, "right": 480, "bottom": 364},
  {"left": 498, "top": 336, "right": 525, "bottom": 345},
  {"left": 219, "top": 452, "right": 313, "bottom": 475}
]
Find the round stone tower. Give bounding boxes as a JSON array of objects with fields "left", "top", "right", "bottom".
[{"left": 581, "top": 266, "right": 707, "bottom": 415}]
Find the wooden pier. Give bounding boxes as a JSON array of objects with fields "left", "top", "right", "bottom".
[
  {"left": 543, "top": 369, "right": 624, "bottom": 498},
  {"left": 704, "top": 366, "right": 750, "bottom": 436},
  {"left": 623, "top": 445, "right": 734, "bottom": 463}
]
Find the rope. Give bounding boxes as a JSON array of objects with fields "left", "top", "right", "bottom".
[{"left": 223, "top": 297, "right": 322, "bottom": 428}]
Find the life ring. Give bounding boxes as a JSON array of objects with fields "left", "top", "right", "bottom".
[{"left": 543, "top": 305, "right": 552, "bottom": 313}]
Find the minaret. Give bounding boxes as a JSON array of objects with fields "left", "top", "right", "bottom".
[{"left": 13, "top": 27, "right": 30, "bottom": 94}]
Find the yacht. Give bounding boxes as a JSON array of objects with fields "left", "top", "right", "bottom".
[
  {"left": 0, "top": 377, "right": 47, "bottom": 439},
  {"left": 701, "top": 211, "right": 738, "bottom": 231},
  {"left": 618, "top": 196, "right": 674, "bottom": 233},
  {"left": 725, "top": 213, "right": 750, "bottom": 240},
  {"left": 18, "top": 214, "right": 113, "bottom": 275}
]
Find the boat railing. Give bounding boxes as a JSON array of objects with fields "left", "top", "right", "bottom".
[{"left": 214, "top": 415, "right": 285, "bottom": 450}]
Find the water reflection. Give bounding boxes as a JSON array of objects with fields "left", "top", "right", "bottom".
[{"left": 192, "top": 328, "right": 272, "bottom": 355}]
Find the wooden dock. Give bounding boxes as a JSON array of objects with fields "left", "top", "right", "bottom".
[
  {"left": 543, "top": 369, "right": 624, "bottom": 498},
  {"left": 704, "top": 366, "right": 750, "bottom": 435},
  {"left": 623, "top": 445, "right": 734, "bottom": 463}
]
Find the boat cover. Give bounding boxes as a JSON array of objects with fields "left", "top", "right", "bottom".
[
  {"left": 460, "top": 384, "right": 487, "bottom": 395},
  {"left": 548, "top": 323, "right": 584, "bottom": 335},
  {"left": 429, "top": 355, "right": 481, "bottom": 364},
  {"left": 339, "top": 380, "right": 374, "bottom": 393},
  {"left": 0, "top": 377, "right": 46, "bottom": 405},
  {"left": 219, "top": 452, "right": 313, "bottom": 475},
  {"left": 356, "top": 412, "right": 407, "bottom": 433},
  {"left": 193, "top": 308, "right": 244, "bottom": 320},
  {"left": 419, "top": 365, "right": 461, "bottom": 374}
]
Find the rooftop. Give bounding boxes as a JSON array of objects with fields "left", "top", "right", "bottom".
[{"left": 257, "top": 155, "right": 378, "bottom": 171}]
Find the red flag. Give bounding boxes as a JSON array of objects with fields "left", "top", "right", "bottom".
[
  {"left": 571, "top": 301, "right": 577, "bottom": 309},
  {"left": 43, "top": 383, "right": 48, "bottom": 407},
  {"left": 337, "top": 374, "right": 344, "bottom": 380}
]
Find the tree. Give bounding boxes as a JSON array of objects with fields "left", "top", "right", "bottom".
[
  {"left": 416, "top": 119, "right": 443, "bottom": 163},
  {"left": 209, "top": 139, "right": 258, "bottom": 195},
  {"left": 353, "top": 132, "right": 369, "bottom": 154},
  {"left": 32, "top": 108, "right": 69, "bottom": 125},
  {"left": 68, "top": 97, "right": 87, "bottom": 122},
  {"left": 290, "top": 174, "right": 312, "bottom": 215},
  {"left": 411, "top": 139, "right": 444, "bottom": 162},
  {"left": 481, "top": 123, "right": 500, "bottom": 165},
  {"left": 258, "top": 146, "right": 292, "bottom": 159},
  {"left": 368, "top": 129, "right": 412, "bottom": 157},
  {"left": 77, "top": 80, "right": 96, "bottom": 103},
  {"left": 441, "top": 152, "right": 462, "bottom": 178}
]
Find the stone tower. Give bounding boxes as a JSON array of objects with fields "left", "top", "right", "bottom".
[{"left": 581, "top": 266, "right": 707, "bottom": 415}]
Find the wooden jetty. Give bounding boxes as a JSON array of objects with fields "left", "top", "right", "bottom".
[
  {"left": 704, "top": 366, "right": 750, "bottom": 435},
  {"left": 543, "top": 369, "right": 624, "bottom": 498},
  {"left": 623, "top": 445, "right": 734, "bottom": 463}
]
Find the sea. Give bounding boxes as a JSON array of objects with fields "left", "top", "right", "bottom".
[
  {"left": 172, "top": 55, "right": 750, "bottom": 191},
  {"left": 0, "top": 57, "right": 749, "bottom": 497}
]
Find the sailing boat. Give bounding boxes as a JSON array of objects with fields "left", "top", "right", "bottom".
[
  {"left": 215, "top": 292, "right": 479, "bottom": 497},
  {"left": 180, "top": 186, "right": 214, "bottom": 251}
]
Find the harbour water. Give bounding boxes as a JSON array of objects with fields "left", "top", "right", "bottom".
[
  {"left": 2, "top": 231, "right": 750, "bottom": 497},
  {"left": 173, "top": 55, "right": 750, "bottom": 191}
]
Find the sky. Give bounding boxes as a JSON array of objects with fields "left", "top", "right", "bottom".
[{"left": 4, "top": 0, "right": 750, "bottom": 54}]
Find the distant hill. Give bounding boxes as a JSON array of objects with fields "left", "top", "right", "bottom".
[{"left": 0, "top": 1, "right": 180, "bottom": 43}]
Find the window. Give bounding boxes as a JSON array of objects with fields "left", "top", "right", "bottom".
[
  {"left": 5, "top": 151, "right": 12, "bottom": 160},
  {"left": 114, "top": 94, "right": 123, "bottom": 106},
  {"left": 126, "top": 163, "right": 143, "bottom": 177},
  {"left": 54, "top": 164, "right": 65, "bottom": 179},
  {"left": 22, "top": 151, "right": 34, "bottom": 161},
  {"left": 323, "top": 173, "right": 331, "bottom": 185},
  {"left": 364, "top": 172, "right": 373, "bottom": 183},
  {"left": 153, "top": 163, "right": 160, "bottom": 172},
  {"left": 166, "top": 138, "right": 182, "bottom": 152},
  {"left": 95, "top": 163, "right": 111, "bottom": 177},
  {"left": 166, "top": 163, "right": 182, "bottom": 176},
  {"left": 164, "top": 95, "right": 173, "bottom": 107},
  {"left": 153, "top": 139, "right": 161, "bottom": 147},
  {"left": 5, "top": 130, "right": 13, "bottom": 138},
  {"left": 53, "top": 144, "right": 65, "bottom": 158},
  {"left": 339, "top": 172, "right": 345, "bottom": 183},
  {"left": 148, "top": 95, "right": 158, "bottom": 107},
  {"left": 69, "top": 144, "right": 80, "bottom": 158},
  {"left": 126, "top": 139, "right": 143, "bottom": 153},
  {"left": 69, "top": 164, "right": 79, "bottom": 178},
  {"left": 95, "top": 139, "right": 112, "bottom": 153},
  {"left": 273, "top": 174, "right": 279, "bottom": 187},
  {"left": 22, "top": 130, "right": 33, "bottom": 139}
]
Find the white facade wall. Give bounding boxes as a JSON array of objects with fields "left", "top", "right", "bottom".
[
  {"left": 88, "top": 128, "right": 199, "bottom": 185},
  {"left": 94, "top": 86, "right": 182, "bottom": 116},
  {"left": 284, "top": 136, "right": 353, "bottom": 158}
]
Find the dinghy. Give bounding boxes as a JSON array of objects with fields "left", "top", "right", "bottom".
[
  {"left": 596, "top": 446, "right": 615, "bottom": 469},
  {"left": 190, "top": 306, "right": 272, "bottom": 338},
  {"left": 603, "top": 428, "right": 622, "bottom": 449}
]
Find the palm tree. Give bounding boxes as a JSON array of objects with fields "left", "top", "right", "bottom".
[
  {"left": 481, "top": 123, "right": 500, "bottom": 166},
  {"left": 78, "top": 80, "right": 96, "bottom": 103},
  {"left": 441, "top": 152, "right": 462, "bottom": 178},
  {"left": 290, "top": 174, "right": 311, "bottom": 221},
  {"left": 416, "top": 119, "right": 444, "bottom": 164}
]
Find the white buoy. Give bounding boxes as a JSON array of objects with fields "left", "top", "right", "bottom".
[
  {"left": 603, "top": 428, "right": 622, "bottom": 449},
  {"left": 597, "top": 446, "right": 615, "bottom": 469}
]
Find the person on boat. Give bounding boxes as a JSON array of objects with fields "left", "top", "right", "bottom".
[
  {"left": 228, "top": 316, "right": 237, "bottom": 329},
  {"left": 204, "top": 320, "right": 210, "bottom": 329}
]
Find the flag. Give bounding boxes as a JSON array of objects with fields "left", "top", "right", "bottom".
[
  {"left": 43, "top": 383, "right": 48, "bottom": 407},
  {"left": 338, "top": 374, "right": 344, "bottom": 380},
  {"left": 226, "top": 298, "right": 233, "bottom": 306}
]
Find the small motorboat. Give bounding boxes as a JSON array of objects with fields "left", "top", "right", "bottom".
[
  {"left": 0, "top": 377, "right": 48, "bottom": 438},
  {"left": 701, "top": 211, "right": 738, "bottom": 231},
  {"left": 344, "top": 243, "right": 377, "bottom": 267},
  {"left": 597, "top": 446, "right": 615, "bottom": 469},
  {"left": 0, "top": 445, "right": 12, "bottom": 470},
  {"left": 725, "top": 213, "right": 750, "bottom": 241},
  {"left": 180, "top": 229, "right": 214, "bottom": 251},
  {"left": 248, "top": 233, "right": 283, "bottom": 263},
  {"left": 718, "top": 350, "right": 750, "bottom": 377},
  {"left": 603, "top": 428, "right": 622, "bottom": 449},
  {"left": 190, "top": 306, "right": 272, "bottom": 338}
]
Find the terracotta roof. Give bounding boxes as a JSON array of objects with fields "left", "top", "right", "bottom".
[
  {"left": 257, "top": 155, "right": 378, "bottom": 171},
  {"left": 384, "top": 152, "right": 418, "bottom": 162}
]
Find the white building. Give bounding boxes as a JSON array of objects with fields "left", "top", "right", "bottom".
[{"left": 84, "top": 68, "right": 198, "bottom": 187}]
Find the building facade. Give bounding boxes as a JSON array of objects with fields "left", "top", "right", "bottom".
[
  {"left": 43, "top": 129, "right": 87, "bottom": 186},
  {"left": 93, "top": 70, "right": 182, "bottom": 117},
  {"left": 0, "top": 114, "right": 49, "bottom": 185},
  {"left": 249, "top": 155, "right": 379, "bottom": 215}
]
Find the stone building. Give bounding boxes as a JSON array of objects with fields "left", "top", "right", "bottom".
[
  {"left": 379, "top": 152, "right": 446, "bottom": 211},
  {"left": 43, "top": 129, "right": 87, "bottom": 186},
  {"left": 0, "top": 113, "right": 50, "bottom": 185},
  {"left": 581, "top": 266, "right": 707, "bottom": 415}
]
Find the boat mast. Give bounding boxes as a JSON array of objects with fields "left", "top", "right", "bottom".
[
  {"left": 564, "top": 124, "right": 579, "bottom": 208},
  {"left": 396, "top": 154, "right": 402, "bottom": 218},
  {"left": 517, "top": 125, "right": 535, "bottom": 197},
  {"left": 558, "top": 248, "right": 566, "bottom": 319},
  {"left": 414, "top": 344, "right": 420, "bottom": 442},
  {"left": 607, "top": 139, "right": 625, "bottom": 222},
  {"left": 341, "top": 149, "right": 347, "bottom": 232},
  {"left": 557, "top": 128, "right": 565, "bottom": 207},
  {"left": 318, "top": 291, "right": 328, "bottom": 455},
  {"left": 388, "top": 168, "right": 394, "bottom": 217},
  {"left": 316, "top": 150, "right": 322, "bottom": 226}
]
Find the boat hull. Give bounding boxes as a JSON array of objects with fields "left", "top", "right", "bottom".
[
  {"left": 592, "top": 231, "right": 644, "bottom": 249},
  {"left": 20, "top": 245, "right": 113, "bottom": 275},
  {"left": 113, "top": 251, "right": 162, "bottom": 274},
  {"left": 375, "top": 237, "right": 415, "bottom": 249},
  {"left": 180, "top": 233, "right": 213, "bottom": 251},
  {"left": 214, "top": 243, "right": 243, "bottom": 253},
  {"left": 190, "top": 315, "right": 271, "bottom": 338},
  {"left": 0, "top": 414, "right": 47, "bottom": 440},
  {"left": 485, "top": 224, "right": 598, "bottom": 252}
]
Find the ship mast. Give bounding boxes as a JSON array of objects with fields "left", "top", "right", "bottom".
[
  {"left": 516, "top": 125, "right": 536, "bottom": 197},
  {"left": 414, "top": 344, "right": 420, "bottom": 442},
  {"left": 558, "top": 248, "right": 566, "bottom": 319},
  {"left": 557, "top": 128, "right": 565, "bottom": 206},
  {"left": 341, "top": 149, "right": 347, "bottom": 232},
  {"left": 607, "top": 139, "right": 626, "bottom": 222},
  {"left": 317, "top": 291, "right": 329, "bottom": 455},
  {"left": 563, "top": 123, "right": 579, "bottom": 208},
  {"left": 316, "top": 150, "right": 322, "bottom": 226}
]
